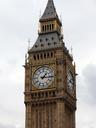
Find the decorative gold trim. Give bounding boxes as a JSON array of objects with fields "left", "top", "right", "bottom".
[{"left": 32, "top": 65, "right": 56, "bottom": 90}]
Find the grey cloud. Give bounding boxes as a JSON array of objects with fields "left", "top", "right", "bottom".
[
  {"left": 82, "top": 64, "right": 96, "bottom": 104},
  {"left": 0, "top": 123, "right": 15, "bottom": 128},
  {"left": 76, "top": 64, "right": 96, "bottom": 128},
  {"left": 0, "top": 123, "right": 23, "bottom": 128},
  {"left": 0, "top": 69, "right": 2, "bottom": 76},
  {"left": 0, "top": 0, "right": 96, "bottom": 127}
]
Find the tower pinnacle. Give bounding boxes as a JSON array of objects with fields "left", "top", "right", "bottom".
[
  {"left": 29, "top": 0, "right": 63, "bottom": 53},
  {"left": 39, "top": 0, "right": 62, "bottom": 25}
]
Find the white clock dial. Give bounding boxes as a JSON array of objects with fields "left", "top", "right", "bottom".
[
  {"left": 32, "top": 66, "right": 54, "bottom": 89},
  {"left": 67, "top": 71, "right": 74, "bottom": 91}
]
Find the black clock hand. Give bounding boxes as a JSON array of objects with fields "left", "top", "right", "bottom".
[
  {"left": 41, "top": 73, "right": 47, "bottom": 79},
  {"left": 44, "top": 76, "right": 54, "bottom": 78}
]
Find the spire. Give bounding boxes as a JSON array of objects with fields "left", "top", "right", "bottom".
[
  {"left": 28, "top": 0, "right": 64, "bottom": 53},
  {"left": 39, "top": 0, "right": 62, "bottom": 25}
]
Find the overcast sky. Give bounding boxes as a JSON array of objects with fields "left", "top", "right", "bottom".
[{"left": 0, "top": 0, "right": 96, "bottom": 128}]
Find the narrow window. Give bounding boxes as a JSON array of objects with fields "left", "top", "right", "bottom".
[
  {"left": 38, "top": 93, "right": 40, "bottom": 97},
  {"left": 52, "top": 24, "right": 54, "bottom": 30},
  {"left": 46, "top": 38, "right": 48, "bottom": 41},
  {"left": 53, "top": 91, "right": 55, "bottom": 97},
  {"left": 40, "top": 54, "right": 43, "bottom": 59},
  {"left": 45, "top": 25, "right": 46, "bottom": 31},
  {"left": 52, "top": 37, "right": 54, "bottom": 40},
  {"left": 51, "top": 52, "right": 53, "bottom": 57},
  {"left": 40, "top": 39, "right": 42, "bottom": 42},
  {"left": 35, "top": 93, "right": 37, "bottom": 97},
  {"left": 50, "top": 24, "right": 52, "bottom": 31},
  {"left": 33, "top": 55, "right": 36, "bottom": 60},
  {"left": 47, "top": 25, "right": 49, "bottom": 31},
  {"left": 35, "top": 45, "right": 38, "bottom": 48},
  {"left": 41, "top": 44, "right": 44, "bottom": 47},
  {"left": 37, "top": 54, "right": 39, "bottom": 60},
  {"left": 47, "top": 53, "right": 49, "bottom": 58},
  {"left": 46, "top": 92, "right": 48, "bottom": 97},
  {"left": 54, "top": 42, "right": 57, "bottom": 45},
  {"left": 44, "top": 53, "right": 46, "bottom": 58},
  {"left": 42, "top": 26, "right": 44, "bottom": 32},
  {"left": 48, "top": 43, "right": 51, "bottom": 46}
]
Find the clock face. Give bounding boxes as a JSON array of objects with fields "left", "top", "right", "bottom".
[
  {"left": 32, "top": 66, "right": 54, "bottom": 89},
  {"left": 67, "top": 71, "right": 74, "bottom": 92}
]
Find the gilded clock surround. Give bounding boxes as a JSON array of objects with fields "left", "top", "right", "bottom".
[
  {"left": 24, "top": 0, "right": 77, "bottom": 128},
  {"left": 32, "top": 65, "right": 55, "bottom": 89}
]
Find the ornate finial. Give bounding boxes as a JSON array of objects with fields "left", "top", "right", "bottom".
[
  {"left": 60, "top": 14, "right": 62, "bottom": 23},
  {"left": 38, "top": 22, "right": 41, "bottom": 34},
  {"left": 70, "top": 46, "right": 73, "bottom": 58},
  {"left": 74, "top": 62, "right": 78, "bottom": 76},
  {"left": 25, "top": 53, "right": 27, "bottom": 63},
  {"left": 71, "top": 46, "right": 73, "bottom": 55},
  {"left": 28, "top": 38, "right": 31, "bottom": 51},
  {"left": 25, "top": 39, "right": 30, "bottom": 64}
]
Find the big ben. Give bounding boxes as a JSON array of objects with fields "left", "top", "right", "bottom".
[{"left": 24, "top": 0, "right": 77, "bottom": 128}]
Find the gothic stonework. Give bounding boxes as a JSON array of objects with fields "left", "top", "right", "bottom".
[{"left": 24, "top": 0, "right": 77, "bottom": 128}]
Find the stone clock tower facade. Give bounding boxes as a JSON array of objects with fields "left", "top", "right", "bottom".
[{"left": 24, "top": 0, "right": 77, "bottom": 128}]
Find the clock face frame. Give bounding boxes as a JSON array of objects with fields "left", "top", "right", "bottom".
[
  {"left": 67, "top": 71, "right": 74, "bottom": 92},
  {"left": 32, "top": 66, "right": 54, "bottom": 89}
]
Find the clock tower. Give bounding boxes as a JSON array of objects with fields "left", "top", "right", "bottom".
[{"left": 24, "top": 0, "right": 77, "bottom": 128}]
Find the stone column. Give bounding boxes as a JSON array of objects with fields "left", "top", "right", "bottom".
[
  {"left": 72, "top": 111, "right": 75, "bottom": 128},
  {"left": 25, "top": 103, "right": 32, "bottom": 128},
  {"left": 57, "top": 101, "right": 65, "bottom": 128}
]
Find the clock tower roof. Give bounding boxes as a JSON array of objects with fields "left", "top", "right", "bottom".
[
  {"left": 39, "top": 0, "right": 62, "bottom": 25},
  {"left": 29, "top": 0, "right": 64, "bottom": 53},
  {"left": 29, "top": 32, "right": 63, "bottom": 53}
]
